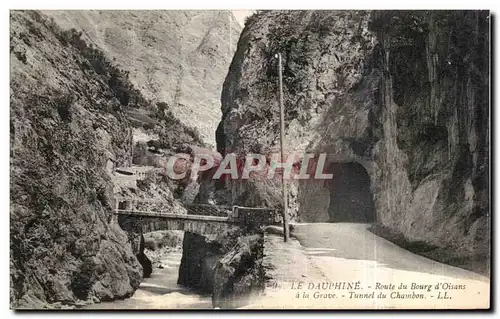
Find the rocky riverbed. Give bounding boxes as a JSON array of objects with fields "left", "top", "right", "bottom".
[{"left": 86, "top": 229, "right": 208, "bottom": 310}]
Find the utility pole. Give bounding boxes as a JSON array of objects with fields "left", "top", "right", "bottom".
[{"left": 276, "top": 52, "right": 290, "bottom": 242}]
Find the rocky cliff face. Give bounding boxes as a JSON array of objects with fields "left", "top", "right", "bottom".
[
  {"left": 43, "top": 10, "right": 242, "bottom": 147},
  {"left": 217, "top": 11, "right": 489, "bottom": 269},
  {"left": 177, "top": 229, "right": 264, "bottom": 308}
]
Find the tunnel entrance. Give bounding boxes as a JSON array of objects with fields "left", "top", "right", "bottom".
[{"left": 326, "top": 162, "right": 376, "bottom": 223}]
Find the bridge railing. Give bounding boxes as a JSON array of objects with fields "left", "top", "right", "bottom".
[{"left": 233, "top": 206, "right": 282, "bottom": 226}]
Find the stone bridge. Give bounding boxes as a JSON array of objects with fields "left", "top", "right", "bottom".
[{"left": 114, "top": 198, "right": 282, "bottom": 237}]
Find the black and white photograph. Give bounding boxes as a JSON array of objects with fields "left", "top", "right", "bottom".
[{"left": 7, "top": 7, "right": 491, "bottom": 310}]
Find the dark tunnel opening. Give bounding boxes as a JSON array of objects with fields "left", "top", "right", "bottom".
[{"left": 326, "top": 162, "right": 376, "bottom": 223}]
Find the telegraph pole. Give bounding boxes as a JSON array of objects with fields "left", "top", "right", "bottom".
[{"left": 276, "top": 53, "right": 290, "bottom": 242}]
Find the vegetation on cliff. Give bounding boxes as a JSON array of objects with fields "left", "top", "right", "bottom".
[
  {"left": 10, "top": 10, "right": 203, "bottom": 308},
  {"left": 217, "top": 10, "right": 489, "bottom": 273},
  {"left": 178, "top": 229, "right": 265, "bottom": 307}
]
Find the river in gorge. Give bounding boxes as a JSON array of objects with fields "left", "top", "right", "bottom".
[{"left": 85, "top": 251, "right": 213, "bottom": 309}]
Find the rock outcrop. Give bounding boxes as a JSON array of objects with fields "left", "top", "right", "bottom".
[
  {"left": 212, "top": 233, "right": 265, "bottom": 308},
  {"left": 43, "top": 10, "right": 242, "bottom": 147},
  {"left": 177, "top": 232, "right": 223, "bottom": 293},
  {"left": 216, "top": 11, "right": 489, "bottom": 271},
  {"left": 177, "top": 229, "right": 265, "bottom": 308},
  {"left": 10, "top": 10, "right": 143, "bottom": 308},
  {"left": 136, "top": 235, "right": 153, "bottom": 278}
]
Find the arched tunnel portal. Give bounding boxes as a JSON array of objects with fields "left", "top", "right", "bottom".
[
  {"left": 297, "top": 161, "right": 376, "bottom": 223},
  {"left": 325, "top": 162, "right": 376, "bottom": 223}
]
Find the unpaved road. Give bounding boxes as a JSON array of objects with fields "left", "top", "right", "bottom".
[
  {"left": 85, "top": 251, "right": 212, "bottom": 309},
  {"left": 249, "top": 223, "right": 490, "bottom": 309},
  {"left": 292, "top": 223, "right": 489, "bottom": 282}
]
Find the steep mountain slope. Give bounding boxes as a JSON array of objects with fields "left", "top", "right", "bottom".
[
  {"left": 10, "top": 10, "right": 140, "bottom": 308},
  {"left": 10, "top": 10, "right": 203, "bottom": 308},
  {"left": 216, "top": 10, "right": 489, "bottom": 272},
  {"left": 43, "top": 10, "right": 242, "bottom": 147}
]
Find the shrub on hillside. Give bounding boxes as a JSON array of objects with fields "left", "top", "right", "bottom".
[{"left": 37, "top": 11, "right": 205, "bottom": 150}]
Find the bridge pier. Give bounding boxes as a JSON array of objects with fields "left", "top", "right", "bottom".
[{"left": 117, "top": 214, "right": 239, "bottom": 236}]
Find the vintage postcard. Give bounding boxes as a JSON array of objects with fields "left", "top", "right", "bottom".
[{"left": 10, "top": 9, "right": 490, "bottom": 310}]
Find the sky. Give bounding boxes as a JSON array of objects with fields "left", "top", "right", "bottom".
[{"left": 231, "top": 9, "right": 255, "bottom": 27}]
